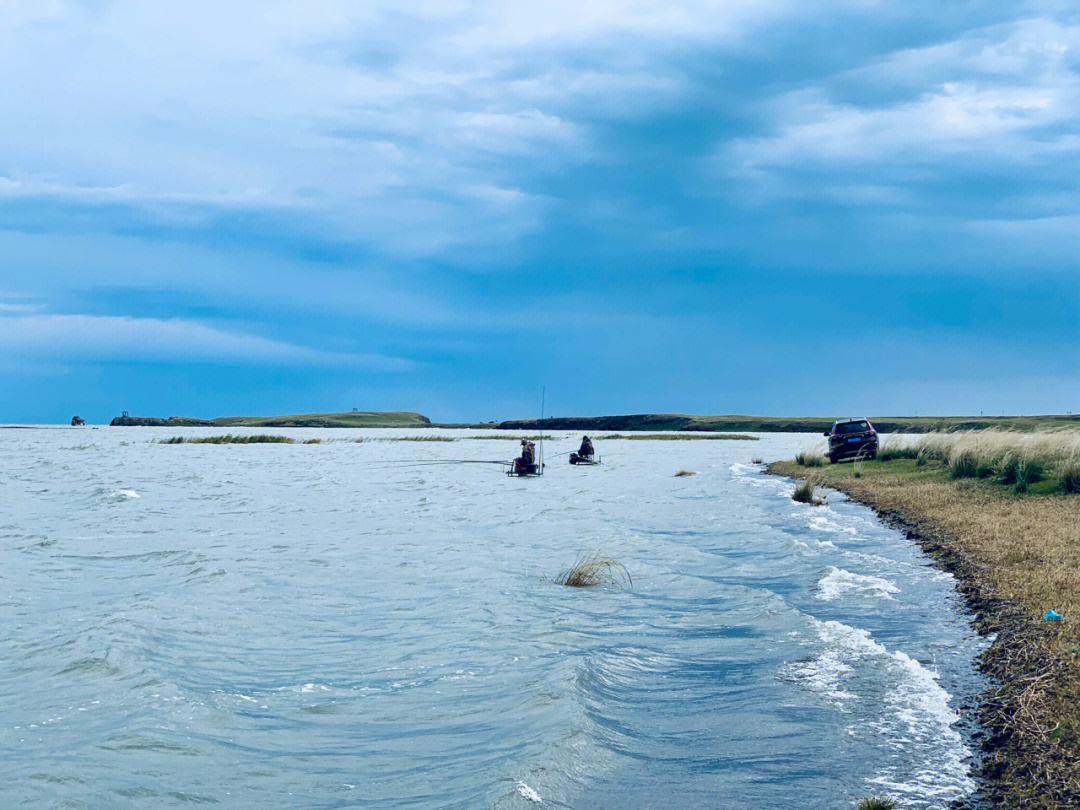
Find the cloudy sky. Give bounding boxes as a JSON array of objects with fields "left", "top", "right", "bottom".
[{"left": 2, "top": 0, "right": 1079, "bottom": 423}]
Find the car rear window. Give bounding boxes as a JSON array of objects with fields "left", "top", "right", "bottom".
[{"left": 835, "top": 421, "right": 870, "bottom": 435}]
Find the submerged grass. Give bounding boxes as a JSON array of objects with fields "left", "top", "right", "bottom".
[
  {"left": 555, "top": 553, "right": 632, "bottom": 588},
  {"left": 772, "top": 431, "right": 1080, "bottom": 808},
  {"left": 674, "top": 469, "right": 698, "bottom": 477},
  {"left": 160, "top": 434, "right": 294, "bottom": 444}
]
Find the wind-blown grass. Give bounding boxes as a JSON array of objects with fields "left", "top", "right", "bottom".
[
  {"left": 555, "top": 553, "right": 632, "bottom": 588},
  {"left": 902, "top": 431, "right": 1080, "bottom": 495},
  {"left": 795, "top": 448, "right": 825, "bottom": 467},
  {"left": 160, "top": 434, "right": 294, "bottom": 444}
]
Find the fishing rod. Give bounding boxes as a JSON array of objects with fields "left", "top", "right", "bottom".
[{"left": 540, "top": 386, "right": 545, "bottom": 473}]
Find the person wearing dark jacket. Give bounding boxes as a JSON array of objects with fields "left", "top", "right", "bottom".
[{"left": 578, "top": 435, "right": 594, "bottom": 459}]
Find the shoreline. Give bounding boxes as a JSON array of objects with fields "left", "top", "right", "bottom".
[{"left": 767, "top": 460, "right": 1080, "bottom": 809}]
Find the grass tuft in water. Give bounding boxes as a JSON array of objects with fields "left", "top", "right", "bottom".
[
  {"left": 555, "top": 553, "right": 632, "bottom": 588},
  {"left": 792, "top": 480, "right": 823, "bottom": 505},
  {"left": 159, "top": 434, "right": 294, "bottom": 444},
  {"left": 855, "top": 799, "right": 896, "bottom": 810},
  {"left": 674, "top": 469, "right": 698, "bottom": 477}
]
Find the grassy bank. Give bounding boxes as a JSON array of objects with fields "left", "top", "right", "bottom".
[{"left": 771, "top": 435, "right": 1080, "bottom": 808}]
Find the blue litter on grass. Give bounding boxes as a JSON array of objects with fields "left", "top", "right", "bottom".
[{"left": 1045, "top": 610, "right": 1063, "bottom": 622}]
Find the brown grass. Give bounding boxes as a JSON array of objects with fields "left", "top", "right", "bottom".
[
  {"left": 674, "top": 469, "right": 698, "bottom": 477},
  {"left": 555, "top": 553, "right": 632, "bottom": 588},
  {"left": 771, "top": 455, "right": 1080, "bottom": 808}
]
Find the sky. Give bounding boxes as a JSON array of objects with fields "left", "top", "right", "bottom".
[{"left": 2, "top": 0, "right": 1079, "bottom": 423}]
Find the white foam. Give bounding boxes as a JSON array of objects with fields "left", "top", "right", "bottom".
[
  {"left": 783, "top": 619, "right": 975, "bottom": 804},
  {"left": 516, "top": 781, "right": 542, "bottom": 803},
  {"left": 808, "top": 514, "right": 857, "bottom": 535},
  {"left": 816, "top": 567, "right": 899, "bottom": 601}
]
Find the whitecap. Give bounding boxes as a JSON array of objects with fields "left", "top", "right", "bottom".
[
  {"left": 816, "top": 567, "right": 899, "bottom": 601},
  {"left": 516, "top": 782, "right": 542, "bottom": 803}
]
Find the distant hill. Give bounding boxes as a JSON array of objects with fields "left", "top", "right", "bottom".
[
  {"left": 109, "top": 411, "right": 431, "bottom": 428},
  {"left": 495, "top": 413, "right": 1080, "bottom": 433}
]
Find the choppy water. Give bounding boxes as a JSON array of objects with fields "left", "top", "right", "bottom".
[{"left": 2, "top": 429, "right": 986, "bottom": 809}]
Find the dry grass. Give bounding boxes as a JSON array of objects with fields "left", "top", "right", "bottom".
[
  {"left": 772, "top": 447, "right": 1080, "bottom": 808},
  {"left": 674, "top": 469, "right": 698, "bottom": 477},
  {"left": 555, "top": 553, "right": 632, "bottom": 588}
]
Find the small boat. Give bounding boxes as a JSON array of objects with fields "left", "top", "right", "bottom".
[{"left": 569, "top": 453, "right": 600, "bottom": 466}]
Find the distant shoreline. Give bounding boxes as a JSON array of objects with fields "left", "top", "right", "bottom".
[{"left": 100, "top": 411, "right": 1080, "bottom": 432}]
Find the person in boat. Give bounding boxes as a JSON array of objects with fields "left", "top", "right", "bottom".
[
  {"left": 516, "top": 438, "right": 537, "bottom": 472},
  {"left": 578, "top": 435, "right": 594, "bottom": 459}
]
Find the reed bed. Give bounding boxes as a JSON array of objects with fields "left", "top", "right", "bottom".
[
  {"left": 160, "top": 434, "right": 294, "bottom": 444},
  {"left": 555, "top": 553, "right": 632, "bottom": 588}
]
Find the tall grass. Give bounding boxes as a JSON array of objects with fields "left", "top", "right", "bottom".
[
  {"left": 555, "top": 553, "right": 632, "bottom": 588},
  {"left": 795, "top": 448, "right": 825, "bottom": 467},
  {"left": 903, "top": 431, "right": 1080, "bottom": 493}
]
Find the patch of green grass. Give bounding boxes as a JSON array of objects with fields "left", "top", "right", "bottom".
[{"left": 602, "top": 433, "right": 756, "bottom": 441}]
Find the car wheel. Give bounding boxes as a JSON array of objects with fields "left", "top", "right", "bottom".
[{"left": 829, "top": 454, "right": 839, "bottom": 464}]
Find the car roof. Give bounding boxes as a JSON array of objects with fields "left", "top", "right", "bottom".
[{"left": 832, "top": 417, "right": 871, "bottom": 424}]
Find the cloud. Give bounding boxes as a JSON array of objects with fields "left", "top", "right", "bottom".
[
  {"left": 721, "top": 18, "right": 1080, "bottom": 214},
  {"left": 0, "top": 312, "right": 413, "bottom": 370}
]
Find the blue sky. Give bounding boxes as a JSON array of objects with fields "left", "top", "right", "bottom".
[{"left": 2, "top": 1, "right": 1079, "bottom": 423}]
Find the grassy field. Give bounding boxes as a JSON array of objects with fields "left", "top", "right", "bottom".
[{"left": 772, "top": 432, "right": 1080, "bottom": 808}]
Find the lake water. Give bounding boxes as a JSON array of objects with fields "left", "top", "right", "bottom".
[{"left": 1, "top": 429, "right": 986, "bottom": 809}]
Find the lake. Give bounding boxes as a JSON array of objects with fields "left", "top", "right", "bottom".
[{"left": 1, "top": 429, "right": 986, "bottom": 809}]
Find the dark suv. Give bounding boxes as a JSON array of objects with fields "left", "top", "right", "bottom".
[{"left": 825, "top": 418, "right": 878, "bottom": 463}]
